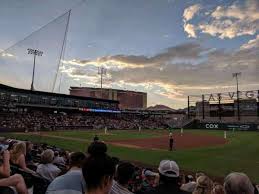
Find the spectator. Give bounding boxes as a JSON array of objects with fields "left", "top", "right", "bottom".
[
  {"left": 46, "top": 152, "right": 86, "bottom": 194},
  {"left": 10, "top": 142, "right": 35, "bottom": 174},
  {"left": 255, "top": 185, "right": 259, "bottom": 194},
  {"left": 146, "top": 160, "right": 190, "bottom": 194},
  {"left": 129, "top": 167, "right": 143, "bottom": 193},
  {"left": 224, "top": 172, "right": 254, "bottom": 194},
  {"left": 0, "top": 150, "right": 28, "bottom": 194},
  {"left": 82, "top": 154, "right": 116, "bottom": 194},
  {"left": 110, "top": 162, "right": 135, "bottom": 194},
  {"left": 193, "top": 175, "right": 213, "bottom": 194},
  {"left": 61, "top": 151, "right": 70, "bottom": 165},
  {"left": 87, "top": 141, "right": 107, "bottom": 157},
  {"left": 93, "top": 135, "right": 99, "bottom": 142},
  {"left": 212, "top": 183, "right": 224, "bottom": 194},
  {"left": 53, "top": 151, "right": 65, "bottom": 166},
  {"left": 36, "top": 149, "right": 61, "bottom": 181},
  {"left": 25, "top": 141, "right": 33, "bottom": 164},
  {"left": 181, "top": 175, "right": 196, "bottom": 193},
  {"left": 195, "top": 172, "right": 205, "bottom": 180},
  {"left": 140, "top": 169, "right": 158, "bottom": 193},
  {"left": 111, "top": 157, "right": 120, "bottom": 167}
]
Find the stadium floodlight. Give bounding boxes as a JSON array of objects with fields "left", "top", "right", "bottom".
[
  {"left": 98, "top": 67, "right": 107, "bottom": 98},
  {"left": 232, "top": 72, "right": 241, "bottom": 121},
  {"left": 27, "top": 48, "right": 43, "bottom": 91}
]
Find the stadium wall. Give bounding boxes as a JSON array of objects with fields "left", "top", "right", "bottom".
[{"left": 184, "top": 119, "right": 259, "bottom": 131}]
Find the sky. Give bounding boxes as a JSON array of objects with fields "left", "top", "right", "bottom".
[{"left": 0, "top": 0, "right": 258, "bottom": 109}]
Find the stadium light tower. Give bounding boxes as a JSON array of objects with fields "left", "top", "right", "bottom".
[
  {"left": 27, "top": 48, "right": 43, "bottom": 91},
  {"left": 98, "top": 67, "right": 107, "bottom": 98},
  {"left": 232, "top": 72, "right": 241, "bottom": 121}
]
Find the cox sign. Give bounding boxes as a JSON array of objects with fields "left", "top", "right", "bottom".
[{"left": 205, "top": 124, "right": 219, "bottom": 129}]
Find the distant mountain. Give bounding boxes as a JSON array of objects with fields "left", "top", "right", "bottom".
[{"left": 147, "top": 104, "right": 175, "bottom": 111}]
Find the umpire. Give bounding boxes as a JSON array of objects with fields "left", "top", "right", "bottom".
[{"left": 169, "top": 132, "right": 174, "bottom": 151}]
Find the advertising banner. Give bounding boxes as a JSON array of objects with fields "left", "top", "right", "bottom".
[{"left": 198, "top": 122, "right": 259, "bottom": 131}]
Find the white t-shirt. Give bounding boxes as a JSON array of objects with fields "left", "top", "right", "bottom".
[{"left": 37, "top": 163, "right": 61, "bottom": 181}]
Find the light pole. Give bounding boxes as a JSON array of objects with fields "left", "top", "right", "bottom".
[
  {"left": 98, "top": 67, "right": 106, "bottom": 98},
  {"left": 27, "top": 48, "right": 43, "bottom": 91},
  {"left": 232, "top": 72, "right": 241, "bottom": 121}
]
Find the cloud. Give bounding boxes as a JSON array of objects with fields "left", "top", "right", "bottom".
[
  {"left": 62, "top": 42, "right": 259, "bottom": 107},
  {"left": 240, "top": 34, "right": 259, "bottom": 50},
  {"left": 62, "top": 42, "right": 206, "bottom": 70},
  {"left": 199, "top": 17, "right": 258, "bottom": 39},
  {"left": 183, "top": 23, "right": 197, "bottom": 38},
  {"left": 211, "top": 1, "right": 259, "bottom": 22},
  {"left": 62, "top": 56, "right": 150, "bottom": 69},
  {"left": 183, "top": 0, "right": 259, "bottom": 39},
  {"left": 0, "top": 49, "right": 14, "bottom": 57},
  {"left": 183, "top": 4, "right": 201, "bottom": 22},
  {"left": 183, "top": 4, "right": 201, "bottom": 38}
]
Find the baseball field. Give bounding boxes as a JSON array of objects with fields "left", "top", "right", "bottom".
[{"left": 3, "top": 129, "right": 259, "bottom": 182}]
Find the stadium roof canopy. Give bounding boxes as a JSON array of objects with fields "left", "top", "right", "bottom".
[{"left": 0, "top": 83, "right": 118, "bottom": 103}]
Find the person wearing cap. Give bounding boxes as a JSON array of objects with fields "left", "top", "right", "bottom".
[
  {"left": 139, "top": 169, "right": 158, "bottom": 193},
  {"left": 146, "top": 160, "right": 191, "bottom": 194},
  {"left": 181, "top": 175, "right": 197, "bottom": 193},
  {"left": 192, "top": 175, "right": 213, "bottom": 194}
]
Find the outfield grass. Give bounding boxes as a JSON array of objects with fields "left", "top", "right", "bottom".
[
  {"left": 47, "top": 129, "right": 164, "bottom": 141},
  {"left": 3, "top": 129, "right": 259, "bottom": 182}
]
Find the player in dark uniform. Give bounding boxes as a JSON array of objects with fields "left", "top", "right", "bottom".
[{"left": 169, "top": 132, "right": 174, "bottom": 151}]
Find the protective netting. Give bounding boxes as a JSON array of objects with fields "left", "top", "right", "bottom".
[{"left": 0, "top": 11, "right": 70, "bottom": 92}]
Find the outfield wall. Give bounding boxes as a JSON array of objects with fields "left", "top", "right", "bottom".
[
  {"left": 185, "top": 120, "right": 259, "bottom": 131},
  {"left": 198, "top": 122, "right": 259, "bottom": 131}
]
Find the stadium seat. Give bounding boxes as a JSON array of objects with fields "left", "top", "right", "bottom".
[
  {"left": 10, "top": 165, "right": 51, "bottom": 194},
  {"left": 10, "top": 165, "right": 34, "bottom": 188},
  {"left": 32, "top": 176, "right": 50, "bottom": 194}
]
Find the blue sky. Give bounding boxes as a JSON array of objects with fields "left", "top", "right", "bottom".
[{"left": 0, "top": 0, "right": 258, "bottom": 108}]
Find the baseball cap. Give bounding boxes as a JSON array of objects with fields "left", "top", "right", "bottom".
[
  {"left": 196, "top": 175, "right": 213, "bottom": 189},
  {"left": 158, "top": 160, "right": 179, "bottom": 177}
]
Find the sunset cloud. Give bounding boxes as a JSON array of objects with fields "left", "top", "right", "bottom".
[
  {"left": 240, "top": 35, "right": 259, "bottom": 50},
  {"left": 183, "top": 0, "right": 259, "bottom": 39},
  {"left": 183, "top": 23, "right": 197, "bottom": 38},
  {"left": 183, "top": 4, "right": 201, "bottom": 22}
]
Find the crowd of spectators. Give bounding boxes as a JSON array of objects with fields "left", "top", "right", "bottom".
[
  {"left": 0, "top": 112, "right": 169, "bottom": 132},
  {"left": 0, "top": 137, "right": 258, "bottom": 194}
]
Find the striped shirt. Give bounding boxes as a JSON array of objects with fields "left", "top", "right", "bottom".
[{"left": 110, "top": 181, "right": 133, "bottom": 194}]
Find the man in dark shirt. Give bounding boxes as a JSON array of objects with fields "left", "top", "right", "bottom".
[
  {"left": 169, "top": 133, "right": 174, "bottom": 151},
  {"left": 146, "top": 160, "right": 191, "bottom": 194}
]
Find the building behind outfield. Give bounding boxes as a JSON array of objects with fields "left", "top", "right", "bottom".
[{"left": 70, "top": 87, "right": 147, "bottom": 109}]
